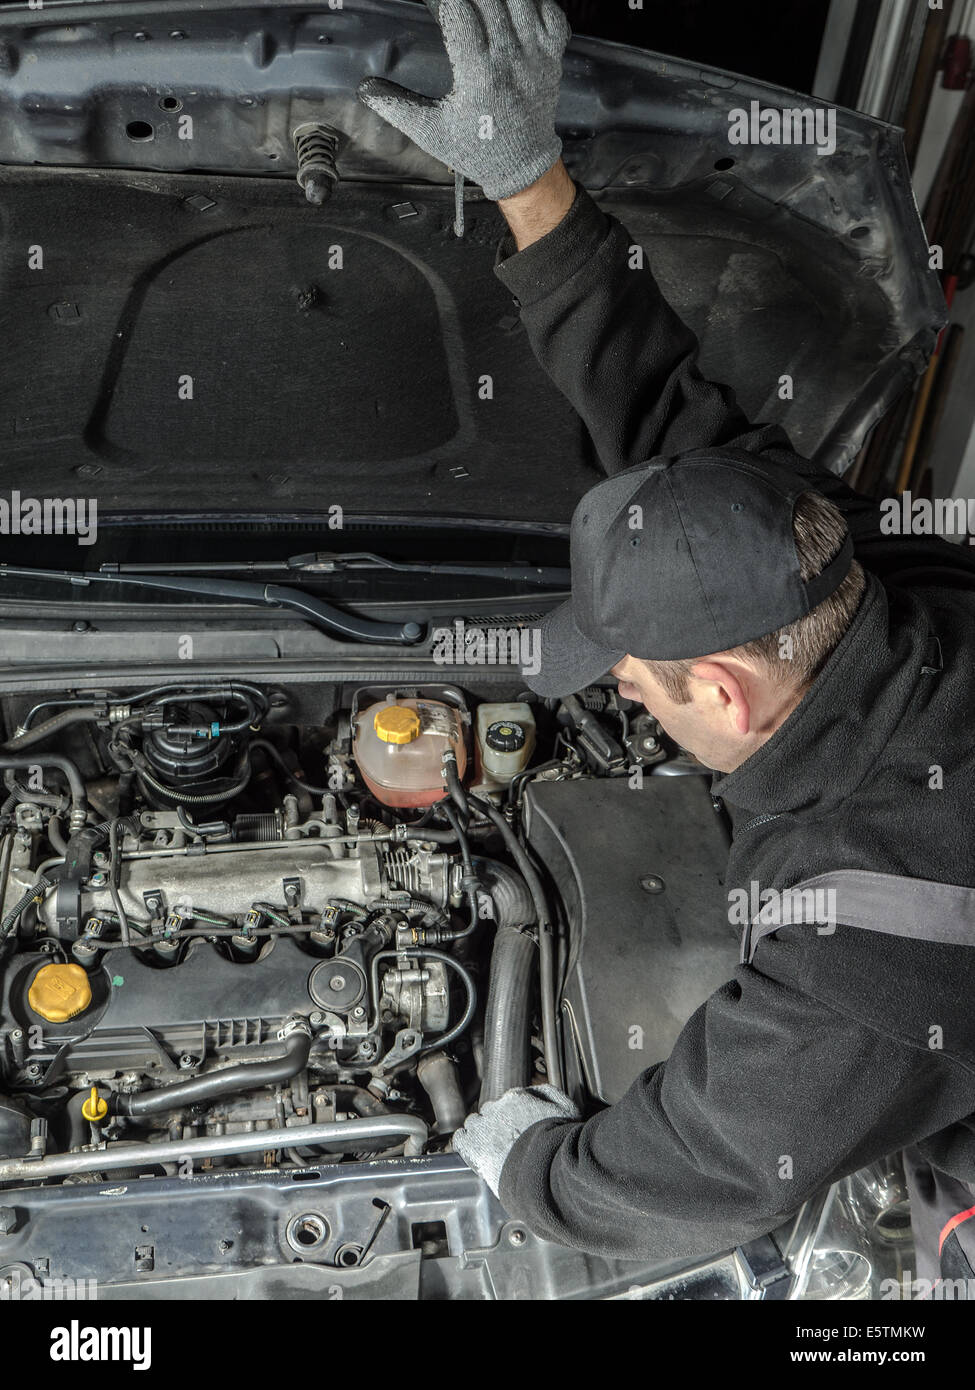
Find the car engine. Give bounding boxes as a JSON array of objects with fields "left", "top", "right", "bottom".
[{"left": 0, "top": 678, "right": 734, "bottom": 1185}]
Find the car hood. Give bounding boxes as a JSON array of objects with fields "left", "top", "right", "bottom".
[{"left": 0, "top": 0, "right": 945, "bottom": 527}]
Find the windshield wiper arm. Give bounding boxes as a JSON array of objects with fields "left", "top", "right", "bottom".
[
  {"left": 102, "top": 552, "right": 573, "bottom": 587},
  {"left": 0, "top": 566, "right": 425, "bottom": 647},
  {"left": 294, "top": 552, "right": 573, "bottom": 585}
]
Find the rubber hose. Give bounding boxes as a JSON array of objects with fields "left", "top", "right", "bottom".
[
  {"left": 442, "top": 751, "right": 469, "bottom": 817},
  {"left": 1, "top": 707, "right": 101, "bottom": 750},
  {"left": 66, "top": 1089, "right": 91, "bottom": 1150},
  {"left": 479, "top": 927, "right": 537, "bottom": 1105},
  {"left": 473, "top": 858, "right": 535, "bottom": 930},
  {"left": 3, "top": 771, "right": 68, "bottom": 811},
  {"left": 135, "top": 760, "right": 252, "bottom": 806},
  {"left": 0, "top": 755, "right": 87, "bottom": 830},
  {"left": 117, "top": 1027, "right": 312, "bottom": 1118},
  {"left": 417, "top": 1051, "right": 467, "bottom": 1134},
  {"left": 47, "top": 817, "right": 69, "bottom": 858},
  {"left": 402, "top": 827, "right": 459, "bottom": 845},
  {"left": 369, "top": 949, "right": 477, "bottom": 1057},
  {"left": 131, "top": 681, "right": 270, "bottom": 709},
  {"left": 0, "top": 873, "right": 55, "bottom": 943},
  {"left": 250, "top": 738, "right": 330, "bottom": 796},
  {"left": 469, "top": 795, "right": 563, "bottom": 1092}
]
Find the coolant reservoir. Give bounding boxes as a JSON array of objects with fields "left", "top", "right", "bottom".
[
  {"left": 475, "top": 703, "right": 536, "bottom": 784},
  {"left": 354, "top": 698, "right": 467, "bottom": 808}
]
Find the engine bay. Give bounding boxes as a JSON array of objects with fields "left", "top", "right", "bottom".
[{"left": 0, "top": 677, "right": 735, "bottom": 1189}]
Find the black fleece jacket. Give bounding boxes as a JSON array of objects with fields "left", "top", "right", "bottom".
[{"left": 489, "top": 184, "right": 975, "bottom": 1262}]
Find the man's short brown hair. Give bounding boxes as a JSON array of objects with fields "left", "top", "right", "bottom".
[{"left": 642, "top": 490, "right": 865, "bottom": 704}]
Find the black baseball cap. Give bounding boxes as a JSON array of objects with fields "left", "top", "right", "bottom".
[{"left": 527, "top": 449, "right": 855, "bottom": 699}]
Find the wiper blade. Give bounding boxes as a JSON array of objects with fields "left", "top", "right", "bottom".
[
  {"left": 0, "top": 565, "right": 424, "bottom": 647},
  {"left": 102, "top": 552, "right": 573, "bottom": 588}
]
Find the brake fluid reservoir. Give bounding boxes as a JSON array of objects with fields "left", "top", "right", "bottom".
[
  {"left": 354, "top": 698, "right": 467, "bottom": 808},
  {"left": 476, "top": 703, "right": 536, "bottom": 784}
]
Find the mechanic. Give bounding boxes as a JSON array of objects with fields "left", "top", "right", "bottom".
[{"left": 359, "top": 0, "right": 975, "bottom": 1280}]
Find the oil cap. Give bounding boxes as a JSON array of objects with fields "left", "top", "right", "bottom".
[
  {"left": 375, "top": 705, "right": 421, "bottom": 745},
  {"left": 27, "top": 962, "right": 92, "bottom": 1023},
  {"left": 485, "top": 721, "right": 526, "bottom": 754}
]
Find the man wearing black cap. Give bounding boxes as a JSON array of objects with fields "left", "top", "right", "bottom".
[{"left": 361, "top": 0, "right": 975, "bottom": 1276}]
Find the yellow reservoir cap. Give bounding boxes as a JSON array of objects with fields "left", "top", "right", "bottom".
[
  {"left": 81, "top": 1086, "right": 108, "bottom": 1123},
  {"left": 28, "top": 962, "right": 92, "bottom": 1023},
  {"left": 374, "top": 705, "right": 421, "bottom": 745}
]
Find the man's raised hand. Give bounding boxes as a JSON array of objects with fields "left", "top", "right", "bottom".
[{"left": 357, "top": 0, "right": 571, "bottom": 202}]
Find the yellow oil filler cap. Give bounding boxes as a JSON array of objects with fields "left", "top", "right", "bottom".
[
  {"left": 27, "top": 962, "right": 92, "bottom": 1023},
  {"left": 375, "top": 705, "right": 421, "bottom": 745},
  {"left": 81, "top": 1086, "right": 108, "bottom": 1123}
]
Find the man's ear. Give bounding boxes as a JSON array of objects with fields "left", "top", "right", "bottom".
[{"left": 688, "top": 660, "right": 751, "bottom": 737}]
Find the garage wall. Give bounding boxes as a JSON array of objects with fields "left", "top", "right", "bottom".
[
  {"left": 911, "top": 15, "right": 975, "bottom": 508},
  {"left": 896, "top": 5, "right": 975, "bottom": 509}
]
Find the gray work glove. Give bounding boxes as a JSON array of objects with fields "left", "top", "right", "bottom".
[
  {"left": 357, "top": 0, "right": 571, "bottom": 201},
  {"left": 453, "top": 1084, "right": 581, "bottom": 1197}
]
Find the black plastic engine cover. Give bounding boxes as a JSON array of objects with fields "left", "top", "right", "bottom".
[
  {"left": 1, "top": 937, "right": 326, "bottom": 1080},
  {"left": 525, "top": 776, "right": 737, "bottom": 1104}
]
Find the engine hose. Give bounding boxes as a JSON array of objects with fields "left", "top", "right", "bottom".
[
  {"left": 164, "top": 690, "right": 262, "bottom": 737},
  {"left": 116, "top": 1024, "right": 312, "bottom": 1118},
  {"left": 3, "top": 771, "right": 69, "bottom": 812},
  {"left": 0, "top": 755, "right": 87, "bottom": 832},
  {"left": 480, "top": 927, "right": 537, "bottom": 1105},
  {"left": 66, "top": 1089, "right": 92, "bottom": 1150},
  {"left": 370, "top": 949, "right": 476, "bottom": 1056},
  {"left": 1, "top": 706, "right": 101, "bottom": 750},
  {"left": 135, "top": 760, "right": 252, "bottom": 806},
  {"left": 47, "top": 817, "right": 69, "bottom": 858},
  {"left": 402, "top": 827, "right": 459, "bottom": 845},
  {"left": 418, "top": 949, "right": 476, "bottom": 1054},
  {"left": 367, "top": 897, "right": 450, "bottom": 929},
  {"left": 468, "top": 794, "right": 564, "bottom": 1093},
  {"left": 440, "top": 800, "right": 479, "bottom": 939},
  {"left": 130, "top": 681, "right": 270, "bottom": 710},
  {"left": 417, "top": 1051, "right": 467, "bottom": 1134},
  {"left": 199, "top": 690, "right": 261, "bottom": 735},
  {"left": 250, "top": 738, "right": 330, "bottom": 796},
  {"left": 0, "top": 873, "right": 56, "bottom": 943},
  {"left": 472, "top": 858, "right": 535, "bottom": 929},
  {"left": 442, "top": 750, "right": 469, "bottom": 818},
  {"left": 9, "top": 686, "right": 269, "bottom": 748}
]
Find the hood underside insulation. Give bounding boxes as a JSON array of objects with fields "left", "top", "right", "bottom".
[{"left": 0, "top": 162, "right": 939, "bottom": 524}]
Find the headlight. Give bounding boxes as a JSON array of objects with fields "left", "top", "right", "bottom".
[{"left": 779, "top": 1157, "right": 914, "bottom": 1300}]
